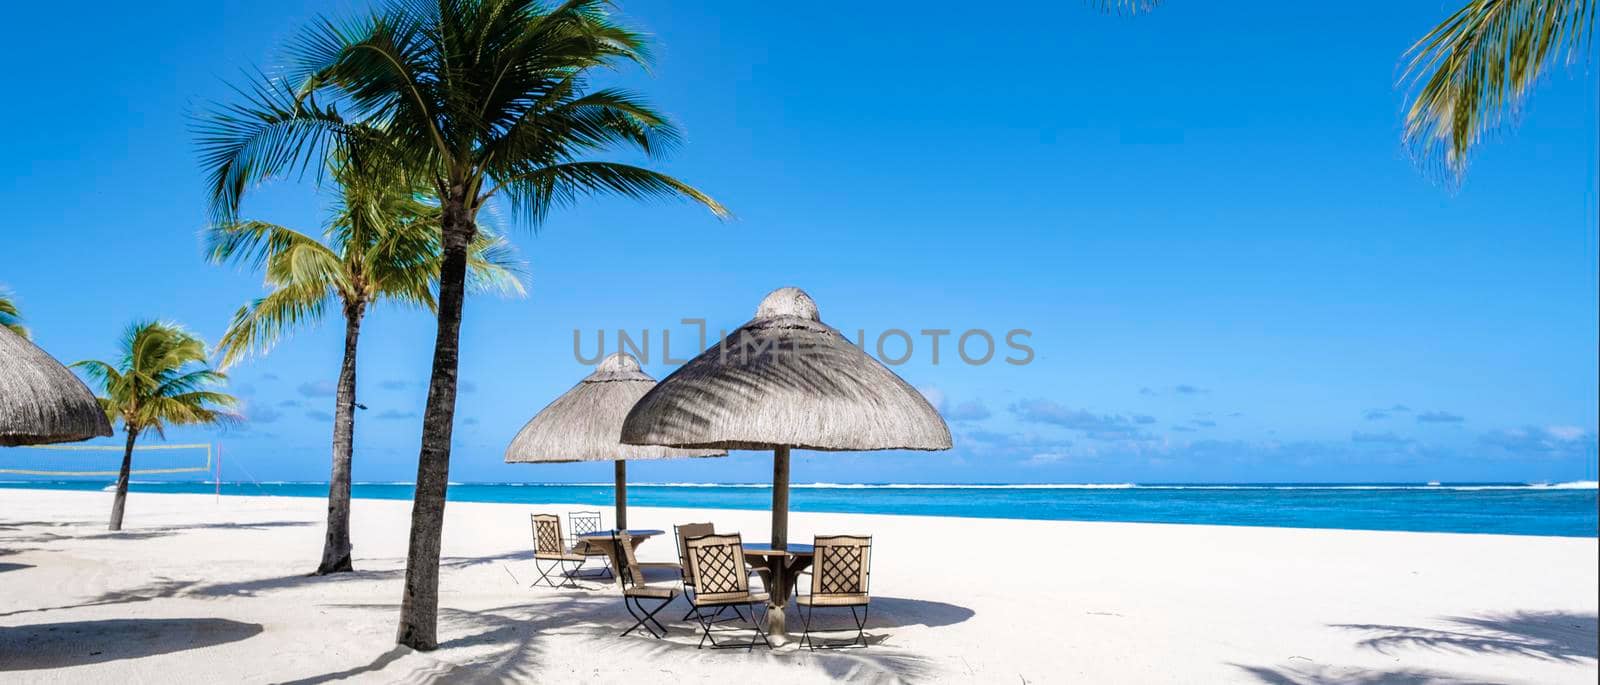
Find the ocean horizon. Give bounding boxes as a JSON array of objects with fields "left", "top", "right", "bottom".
[{"left": 5, "top": 480, "right": 1595, "bottom": 538}]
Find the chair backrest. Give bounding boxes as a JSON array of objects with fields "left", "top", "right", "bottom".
[
  {"left": 684, "top": 533, "right": 750, "bottom": 604},
  {"left": 674, "top": 522, "right": 714, "bottom": 586},
  {"left": 531, "top": 514, "right": 565, "bottom": 557},
  {"left": 612, "top": 531, "right": 645, "bottom": 590},
  {"left": 811, "top": 535, "right": 872, "bottom": 597},
  {"left": 568, "top": 510, "right": 603, "bottom": 539}
]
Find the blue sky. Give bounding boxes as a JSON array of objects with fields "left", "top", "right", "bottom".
[{"left": 2, "top": 2, "right": 1595, "bottom": 484}]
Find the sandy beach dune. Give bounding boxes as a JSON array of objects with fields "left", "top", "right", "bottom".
[{"left": 0, "top": 489, "right": 1594, "bottom": 683}]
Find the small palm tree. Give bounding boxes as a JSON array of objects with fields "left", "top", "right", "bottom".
[
  {"left": 0, "top": 289, "right": 24, "bottom": 339},
  {"left": 197, "top": 0, "right": 727, "bottom": 649},
  {"left": 74, "top": 322, "right": 238, "bottom": 531},
  {"left": 208, "top": 133, "right": 524, "bottom": 575}
]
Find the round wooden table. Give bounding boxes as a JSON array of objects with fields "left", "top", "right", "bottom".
[{"left": 741, "top": 543, "right": 815, "bottom": 642}]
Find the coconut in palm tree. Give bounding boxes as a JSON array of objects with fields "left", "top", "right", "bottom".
[
  {"left": 196, "top": 0, "right": 727, "bottom": 649},
  {"left": 208, "top": 131, "right": 524, "bottom": 575},
  {"left": 73, "top": 321, "right": 238, "bottom": 531}
]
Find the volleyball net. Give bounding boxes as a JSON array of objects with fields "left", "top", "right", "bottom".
[{"left": 0, "top": 443, "right": 215, "bottom": 478}]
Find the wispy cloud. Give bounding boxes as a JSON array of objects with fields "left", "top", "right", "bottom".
[
  {"left": 1190, "top": 419, "right": 1217, "bottom": 428},
  {"left": 377, "top": 410, "right": 418, "bottom": 421},
  {"left": 1478, "top": 426, "right": 1594, "bottom": 457},
  {"left": 380, "top": 379, "right": 408, "bottom": 391},
  {"left": 297, "top": 381, "right": 337, "bottom": 398},
  {"left": 246, "top": 404, "right": 282, "bottom": 424},
  {"left": 277, "top": 399, "right": 302, "bottom": 408},
  {"left": 1416, "top": 411, "right": 1464, "bottom": 424},
  {"left": 305, "top": 409, "right": 333, "bottom": 422},
  {"left": 1174, "top": 384, "right": 1209, "bottom": 395},
  {"left": 1363, "top": 404, "right": 1413, "bottom": 421},
  {"left": 1009, "top": 399, "right": 1150, "bottom": 440},
  {"left": 1351, "top": 430, "right": 1413, "bottom": 445},
  {"left": 944, "top": 400, "right": 992, "bottom": 422}
]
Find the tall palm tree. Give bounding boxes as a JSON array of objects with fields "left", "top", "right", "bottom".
[
  {"left": 1100, "top": 1, "right": 1594, "bottom": 180},
  {"left": 73, "top": 322, "right": 237, "bottom": 531},
  {"left": 196, "top": 0, "right": 726, "bottom": 649},
  {"left": 208, "top": 136, "right": 525, "bottom": 576},
  {"left": 0, "top": 289, "right": 24, "bottom": 339}
]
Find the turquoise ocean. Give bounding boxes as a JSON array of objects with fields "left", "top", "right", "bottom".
[{"left": 3, "top": 480, "right": 1595, "bottom": 538}]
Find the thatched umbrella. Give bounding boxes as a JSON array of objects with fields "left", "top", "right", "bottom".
[
  {"left": 505, "top": 352, "right": 724, "bottom": 528},
  {"left": 621, "top": 286, "right": 951, "bottom": 635},
  {"left": 1, "top": 326, "right": 113, "bottom": 446}
]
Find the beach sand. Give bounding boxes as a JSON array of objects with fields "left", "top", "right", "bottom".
[{"left": 0, "top": 489, "right": 1594, "bottom": 683}]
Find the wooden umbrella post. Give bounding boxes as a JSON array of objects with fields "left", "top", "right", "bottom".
[
  {"left": 768, "top": 445, "right": 791, "bottom": 637},
  {"left": 614, "top": 460, "right": 628, "bottom": 530}
]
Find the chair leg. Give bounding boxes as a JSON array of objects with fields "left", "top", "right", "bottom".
[
  {"left": 798, "top": 604, "right": 870, "bottom": 649},
  {"left": 693, "top": 604, "right": 718, "bottom": 649},
  {"left": 533, "top": 558, "right": 573, "bottom": 589},
  {"left": 622, "top": 596, "right": 674, "bottom": 639},
  {"left": 748, "top": 602, "right": 773, "bottom": 651},
  {"left": 799, "top": 603, "right": 814, "bottom": 651},
  {"left": 622, "top": 597, "right": 653, "bottom": 637}
]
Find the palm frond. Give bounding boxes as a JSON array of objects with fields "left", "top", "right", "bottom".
[
  {"left": 1401, "top": 0, "right": 1594, "bottom": 179},
  {"left": 0, "top": 289, "right": 26, "bottom": 339},
  {"left": 215, "top": 285, "right": 333, "bottom": 370},
  {"left": 493, "top": 161, "right": 729, "bottom": 225},
  {"left": 195, "top": 71, "right": 353, "bottom": 222}
]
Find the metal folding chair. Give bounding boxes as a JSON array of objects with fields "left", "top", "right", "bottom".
[
  {"left": 615, "top": 531, "right": 678, "bottom": 638},
  {"left": 674, "top": 522, "right": 745, "bottom": 623},
  {"left": 796, "top": 535, "right": 873, "bottom": 650},
  {"left": 683, "top": 533, "right": 772, "bottom": 650},
  {"left": 568, "top": 510, "right": 612, "bottom": 579},
  {"left": 530, "top": 513, "right": 589, "bottom": 589}
]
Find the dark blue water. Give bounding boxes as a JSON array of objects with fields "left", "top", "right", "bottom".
[{"left": 4, "top": 480, "right": 1594, "bottom": 537}]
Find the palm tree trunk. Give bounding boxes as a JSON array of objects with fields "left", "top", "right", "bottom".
[
  {"left": 317, "top": 302, "right": 366, "bottom": 575},
  {"left": 396, "top": 199, "right": 473, "bottom": 651},
  {"left": 108, "top": 428, "right": 137, "bottom": 531}
]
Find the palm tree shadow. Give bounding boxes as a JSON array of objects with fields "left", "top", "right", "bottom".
[
  {"left": 0, "top": 618, "right": 262, "bottom": 671},
  {"left": 1231, "top": 662, "right": 1497, "bottom": 685},
  {"left": 1331, "top": 610, "right": 1598, "bottom": 662}
]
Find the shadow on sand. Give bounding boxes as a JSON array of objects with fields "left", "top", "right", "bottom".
[
  {"left": 0, "top": 618, "right": 263, "bottom": 671},
  {"left": 1330, "top": 610, "right": 1597, "bottom": 662},
  {"left": 275, "top": 595, "right": 946, "bottom": 684},
  {"left": 1234, "top": 610, "right": 1599, "bottom": 684}
]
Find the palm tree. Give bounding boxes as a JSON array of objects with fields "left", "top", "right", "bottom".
[
  {"left": 196, "top": 0, "right": 727, "bottom": 649},
  {"left": 1100, "top": 1, "right": 1594, "bottom": 180},
  {"left": 0, "top": 289, "right": 25, "bottom": 339},
  {"left": 208, "top": 135, "right": 525, "bottom": 576},
  {"left": 1401, "top": 0, "right": 1593, "bottom": 179},
  {"left": 73, "top": 322, "right": 238, "bottom": 531}
]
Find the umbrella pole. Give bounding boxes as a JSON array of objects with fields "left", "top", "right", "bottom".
[
  {"left": 614, "top": 460, "right": 628, "bottom": 530},
  {"left": 769, "top": 445, "right": 791, "bottom": 638}
]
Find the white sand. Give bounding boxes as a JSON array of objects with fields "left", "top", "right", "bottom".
[{"left": 0, "top": 489, "right": 1594, "bottom": 683}]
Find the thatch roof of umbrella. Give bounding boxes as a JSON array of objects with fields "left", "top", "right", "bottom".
[
  {"left": 620, "top": 286, "right": 950, "bottom": 640},
  {"left": 506, "top": 352, "right": 726, "bottom": 463},
  {"left": 0, "top": 326, "right": 113, "bottom": 446},
  {"left": 505, "top": 352, "right": 724, "bottom": 529},
  {"left": 620, "top": 287, "right": 952, "bottom": 452}
]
